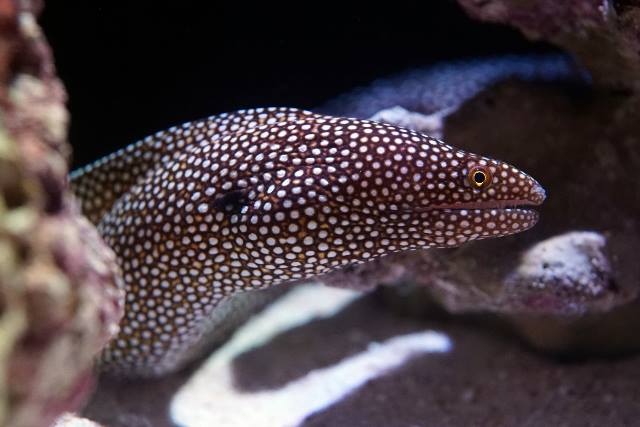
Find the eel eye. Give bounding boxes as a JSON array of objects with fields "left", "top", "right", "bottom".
[{"left": 468, "top": 167, "right": 492, "bottom": 189}]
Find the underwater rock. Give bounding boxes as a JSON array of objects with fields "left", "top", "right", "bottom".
[
  {"left": 0, "top": 2, "right": 123, "bottom": 427},
  {"left": 502, "top": 231, "right": 614, "bottom": 315},
  {"left": 52, "top": 414, "right": 103, "bottom": 427},
  {"left": 457, "top": 0, "right": 640, "bottom": 90}
]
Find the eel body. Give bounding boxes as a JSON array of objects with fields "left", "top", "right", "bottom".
[{"left": 72, "top": 107, "right": 544, "bottom": 376}]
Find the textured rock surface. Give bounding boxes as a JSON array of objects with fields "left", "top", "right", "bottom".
[
  {"left": 0, "top": 2, "right": 123, "bottom": 427},
  {"left": 457, "top": 0, "right": 640, "bottom": 90},
  {"left": 502, "top": 231, "right": 613, "bottom": 314},
  {"left": 52, "top": 414, "right": 103, "bottom": 427}
]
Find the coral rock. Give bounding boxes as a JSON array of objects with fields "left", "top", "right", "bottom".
[
  {"left": 457, "top": 0, "right": 640, "bottom": 89},
  {"left": 0, "top": 2, "right": 123, "bottom": 427}
]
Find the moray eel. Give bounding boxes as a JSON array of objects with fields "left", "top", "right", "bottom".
[{"left": 71, "top": 107, "right": 544, "bottom": 376}]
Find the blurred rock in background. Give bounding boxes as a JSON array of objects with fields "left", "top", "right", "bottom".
[{"left": 0, "top": 1, "right": 123, "bottom": 426}]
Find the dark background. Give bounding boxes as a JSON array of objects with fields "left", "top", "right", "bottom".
[{"left": 40, "top": 1, "right": 553, "bottom": 168}]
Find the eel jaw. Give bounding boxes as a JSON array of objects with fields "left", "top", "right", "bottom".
[
  {"left": 416, "top": 181, "right": 547, "bottom": 213},
  {"left": 405, "top": 191, "right": 546, "bottom": 245},
  {"left": 426, "top": 181, "right": 546, "bottom": 213}
]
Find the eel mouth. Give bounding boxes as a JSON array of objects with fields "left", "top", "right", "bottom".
[
  {"left": 416, "top": 184, "right": 547, "bottom": 213},
  {"left": 419, "top": 197, "right": 544, "bottom": 234},
  {"left": 417, "top": 198, "right": 543, "bottom": 214}
]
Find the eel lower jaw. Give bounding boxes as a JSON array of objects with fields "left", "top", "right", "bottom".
[
  {"left": 414, "top": 198, "right": 543, "bottom": 213},
  {"left": 407, "top": 199, "right": 543, "bottom": 230}
]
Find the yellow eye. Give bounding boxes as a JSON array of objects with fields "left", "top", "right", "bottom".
[{"left": 468, "top": 167, "right": 492, "bottom": 189}]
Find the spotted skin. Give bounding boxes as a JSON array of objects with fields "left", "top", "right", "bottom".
[
  {"left": 71, "top": 107, "right": 545, "bottom": 376},
  {"left": 71, "top": 108, "right": 314, "bottom": 225}
]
